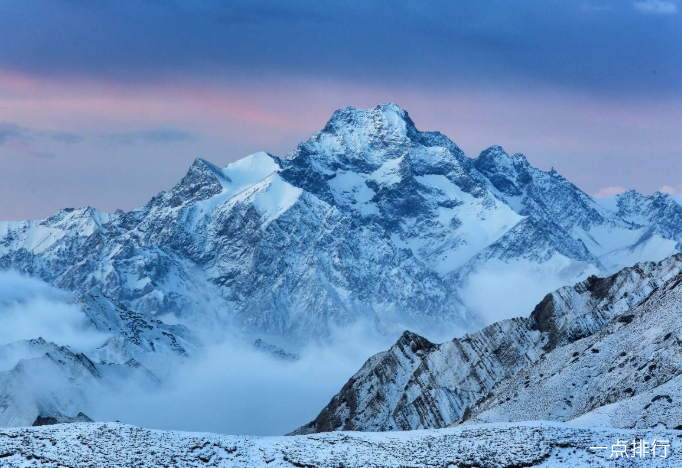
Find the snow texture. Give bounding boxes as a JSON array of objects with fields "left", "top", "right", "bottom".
[
  {"left": 0, "top": 421, "right": 680, "bottom": 467},
  {"left": 296, "top": 254, "right": 682, "bottom": 434},
  {"left": 2, "top": 105, "right": 682, "bottom": 341}
]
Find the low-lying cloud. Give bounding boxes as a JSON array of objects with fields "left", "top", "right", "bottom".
[
  {"left": 0, "top": 271, "right": 108, "bottom": 351},
  {"left": 0, "top": 271, "right": 398, "bottom": 435},
  {"left": 458, "top": 258, "right": 596, "bottom": 325},
  {"left": 94, "top": 322, "right": 395, "bottom": 436}
]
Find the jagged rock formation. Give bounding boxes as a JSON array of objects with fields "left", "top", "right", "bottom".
[
  {"left": 466, "top": 259, "right": 682, "bottom": 429},
  {"left": 252, "top": 339, "right": 299, "bottom": 361},
  {"left": 295, "top": 254, "right": 682, "bottom": 433},
  {"left": 80, "top": 293, "right": 195, "bottom": 365},
  {"left": 32, "top": 412, "right": 93, "bottom": 426},
  {"left": 2, "top": 104, "right": 682, "bottom": 341}
]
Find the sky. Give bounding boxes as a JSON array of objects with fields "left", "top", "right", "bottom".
[{"left": 0, "top": 0, "right": 680, "bottom": 220}]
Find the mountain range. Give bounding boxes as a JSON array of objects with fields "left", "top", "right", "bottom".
[
  {"left": 2, "top": 104, "right": 682, "bottom": 442},
  {"left": 1, "top": 104, "right": 681, "bottom": 343}
]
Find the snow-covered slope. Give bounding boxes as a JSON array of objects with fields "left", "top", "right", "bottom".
[
  {"left": 295, "top": 255, "right": 682, "bottom": 433},
  {"left": 466, "top": 260, "right": 682, "bottom": 429},
  {"left": 79, "top": 293, "right": 195, "bottom": 366},
  {"left": 0, "top": 421, "right": 679, "bottom": 467},
  {"left": 2, "top": 104, "right": 682, "bottom": 340}
]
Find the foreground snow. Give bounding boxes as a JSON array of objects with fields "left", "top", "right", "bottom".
[{"left": 0, "top": 422, "right": 680, "bottom": 467}]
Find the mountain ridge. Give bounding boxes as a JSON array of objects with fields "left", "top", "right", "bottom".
[
  {"left": 0, "top": 289, "right": 194, "bottom": 427},
  {"left": 1, "top": 103, "right": 682, "bottom": 341},
  {"left": 293, "top": 254, "right": 682, "bottom": 434}
]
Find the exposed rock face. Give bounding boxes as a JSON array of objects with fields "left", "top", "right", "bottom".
[
  {"left": 252, "top": 339, "right": 299, "bottom": 361},
  {"left": 466, "top": 264, "right": 682, "bottom": 429},
  {"left": 294, "top": 254, "right": 682, "bottom": 433},
  {"left": 32, "top": 412, "right": 93, "bottom": 426},
  {"left": 2, "top": 104, "right": 682, "bottom": 341},
  {"left": 79, "top": 293, "right": 195, "bottom": 364}
]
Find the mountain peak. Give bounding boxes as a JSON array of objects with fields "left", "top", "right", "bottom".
[
  {"left": 171, "top": 158, "right": 229, "bottom": 203},
  {"left": 474, "top": 146, "right": 531, "bottom": 196},
  {"left": 375, "top": 102, "right": 408, "bottom": 113},
  {"left": 395, "top": 330, "right": 436, "bottom": 354},
  {"left": 330, "top": 102, "right": 409, "bottom": 119},
  {"left": 476, "top": 146, "right": 528, "bottom": 167},
  {"left": 281, "top": 104, "right": 426, "bottom": 187},
  {"left": 322, "top": 103, "right": 418, "bottom": 140},
  {"left": 617, "top": 189, "right": 645, "bottom": 200},
  {"left": 187, "top": 158, "right": 229, "bottom": 181},
  {"left": 511, "top": 152, "right": 529, "bottom": 164}
]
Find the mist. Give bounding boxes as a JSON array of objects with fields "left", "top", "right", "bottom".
[
  {"left": 93, "top": 321, "right": 396, "bottom": 435},
  {"left": 458, "top": 258, "right": 598, "bottom": 324},
  {"left": 0, "top": 270, "right": 109, "bottom": 350},
  {"left": 0, "top": 271, "right": 399, "bottom": 434}
]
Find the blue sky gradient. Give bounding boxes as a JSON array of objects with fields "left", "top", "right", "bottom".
[{"left": 0, "top": 0, "right": 680, "bottom": 218}]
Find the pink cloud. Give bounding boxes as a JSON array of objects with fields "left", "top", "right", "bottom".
[
  {"left": 659, "top": 185, "right": 682, "bottom": 195},
  {"left": 593, "top": 186, "right": 628, "bottom": 198},
  {"left": 2, "top": 67, "right": 681, "bottom": 159},
  {"left": 2, "top": 65, "right": 682, "bottom": 203}
]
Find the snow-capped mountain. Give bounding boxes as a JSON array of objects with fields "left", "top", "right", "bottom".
[
  {"left": 294, "top": 254, "right": 682, "bottom": 433},
  {"left": 0, "top": 292, "right": 195, "bottom": 427},
  {"left": 1, "top": 104, "right": 682, "bottom": 341},
  {"left": 1, "top": 421, "right": 679, "bottom": 467}
]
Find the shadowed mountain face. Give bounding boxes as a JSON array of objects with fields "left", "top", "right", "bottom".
[
  {"left": 2, "top": 104, "right": 682, "bottom": 342},
  {"left": 293, "top": 254, "right": 682, "bottom": 434}
]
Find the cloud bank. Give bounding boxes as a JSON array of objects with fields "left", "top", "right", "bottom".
[
  {"left": 0, "top": 271, "right": 396, "bottom": 435},
  {"left": 93, "top": 322, "right": 396, "bottom": 436},
  {"left": 0, "top": 271, "right": 108, "bottom": 350}
]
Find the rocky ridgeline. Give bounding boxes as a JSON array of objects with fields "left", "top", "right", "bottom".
[
  {"left": 295, "top": 254, "right": 682, "bottom": 433},
  {"left": 2, "top": 104, "right": 682, "bottom": 341}
]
